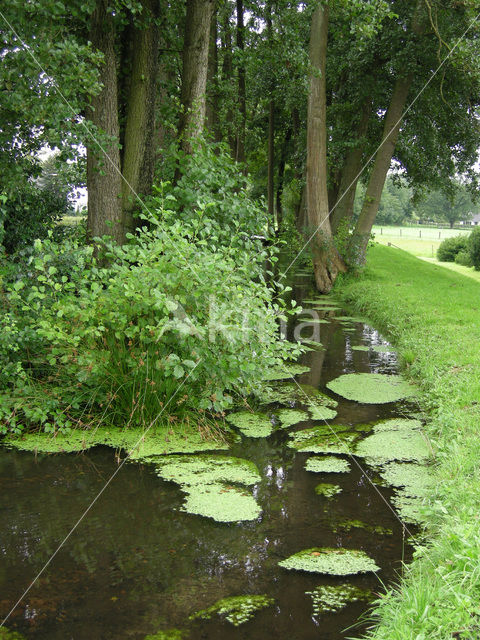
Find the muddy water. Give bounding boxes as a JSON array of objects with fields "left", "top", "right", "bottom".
[{"left": 0, "top": 282, "right": 418, "bottom": 640}]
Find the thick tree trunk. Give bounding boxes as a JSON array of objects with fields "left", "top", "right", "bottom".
[
  {"left": 267, "top": 99, "right": 275, "bottom": 226},
  {"left": 235, "top": 0, "right": 246, "bottom": 164},
  {"left": 206, "top": 8, "right": 220, "bottom": 141},
  {"left": 178, "top": 0, "right": 215, "bottom": 154},
  {"left": 306, "top": 2, "right": 346, "bottom": 293},
  {"left": 330, "top": 99, "right": 371, "bottom": 235},
  {"left": 86, "top": 0, "right": 124, "bottom": 245},
  {"left": 347, "top": 73, "right": 413, "bottom": 265},
  {"left": 121, "top": 0, "right": 159, "bottom": 233}
]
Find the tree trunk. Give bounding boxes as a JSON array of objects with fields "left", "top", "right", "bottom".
[
  {"left": 267, "top": 99, "right": 275, "bottom": 227},
  {"left": 276, "top": 126, "right": 292, "bottom": 231},
  {"left": 206, "top": 8, "right": 220, "bottom": 141},
  {"left": 177, "top": 0, "right": 215, "bottom": 155},
  {"left": 121, "top": 0, "right": 159, "bottom": 233},
  {"left": 235, "top": 0, "right": 246, "bottom": 164},
  {"left": 347, "top": 73, "right": 413, "bottom": 265},
  {"left": 306, "top": 2, "right": 346, "bottom": 293},
  {"left": 86, "top": 0, "right": 124, "bottom": 245},
  {"left": 330, "top": 99, "right": 371, "bottom": 235}
]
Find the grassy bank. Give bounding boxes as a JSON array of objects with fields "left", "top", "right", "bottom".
[{"left": 337, "top": 245, "right": 480, "bottom": 640}]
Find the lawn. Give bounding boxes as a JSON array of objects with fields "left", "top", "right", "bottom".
[
  {"left": 337, "top": 245, "right": 480, "bottom": 639},
  {"left": 372, "top": 225, "right": 471, "bottom": 259}
]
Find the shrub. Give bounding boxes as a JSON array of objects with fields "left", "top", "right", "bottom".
[
  {"left": 436, "top": 235, "right": 468, "bottom": 262},
  {"left": 467, "top": 227, "right": 480, "bottom": 270},
  {"left": 454, "top": 250, "right": 473, "bottom": 267},
  {"left": 0, "top": 202, "right": 301, "bottom": 434}
]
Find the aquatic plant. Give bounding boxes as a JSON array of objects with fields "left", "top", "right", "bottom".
[
  {"left": 262, "top": 364, "right": 310, "bottom": 381},
  {"left": 155, "top": 455, "right": 262, "bottom": 522},
  {"left": 304, "top": 456, "right": 351, "bottom": 473},
  {"left": 326, "top": 373, "right": 417, "bottom": 404},
  {"left": 275, "top": 408, "right": 310, "bottom": 428},
  {"left": 380, "top": 462, "right": 433, "bottom": 497},
  {"left": 256, "top": 382, "right": 336, "bottom": 408},
  {"left": 189, "top": 595, "right": 274, "bottom": 626},
  {"left": 288, "top": 426, "right": 356, "bottom": 454},
  {"left": 306, "top": 584, "right": 371, "bottom": 615},
  {"left": 355, "top": 423, "right": 431, "bottom": 464},
  {"left": 0, "top": 629, "right": 26, "bottom": 640},
  {"left": 279, "top": 547, "right": 379, "bottom": 575},
  {"left": 226, "top": 411, "right": 274, "bottom": 438},
  {"left": 352, "top": 344, "right": 394, "bottom": 353},
  {"left": 314, "top": 483, "right": 342, "bottom": 497},
  {"left": 332, "top": 520, "right": 393, "bottom": 535},
  {"left": 144, "top": 629, "right": 187, "bottom": 640}
]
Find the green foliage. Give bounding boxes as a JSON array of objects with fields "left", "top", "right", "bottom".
[
  {"left": 454, "top": 249, "right": 473, "bottom": 267},
  {"left": 467, "top": 227, "right": 480, "bottom": 270},
  {"left": 278, "top": 547, "right": 379, "bottom": 575},
  {"left": 436, "top": 234, "right": 468, "bottom": 262},
  {"left": 0, "top": 194, "right": 299, "bottom": 434},
  {"left": 189, "top": 595, "right": 274, "bottom": 626}
]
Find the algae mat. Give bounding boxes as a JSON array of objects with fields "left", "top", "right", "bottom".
[
  {"left": 279, "top": 548, "right": 379, "bottom": 575},
  {"left": 326, "top": 373, "right": 417, "bottom": 404}
]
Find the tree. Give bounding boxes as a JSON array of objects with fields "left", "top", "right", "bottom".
[{"left": 416, "top": 184, "right": 474, "bottom": 227}]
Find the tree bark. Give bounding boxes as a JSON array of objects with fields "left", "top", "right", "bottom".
[
  {"left": 86, "top": 0, "right": 124, "bottom": 245},
  {"left": 347, "top": 74, "right": 414, "bottom": 265},
  {"left": 267, "top": 99, "right": 275, "bottom": 226},
  {"left": 121, "top": 0, "right": 159, "bottom": 233},
  {"left": 177, "top": 0, "right": 215, "bottom": 155},
  {"left": 276, "top": 126, "right": 292, "bottom": 231},
  {"left": 205, "top": 8, "right": 220, "bottom": 141},
  {"left": 330, "top": 99, "right": 372, "bottom": 235},
  {"left": 235, "top": 0, "right": 246, "bottom": 164},
  {"left": 306, "top": 1, "right": 346, "bottom": 293}
]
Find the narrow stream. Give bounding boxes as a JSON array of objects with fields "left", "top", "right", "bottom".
[{"left": 0, "top": 277, "right": 419, "bottom": 639}]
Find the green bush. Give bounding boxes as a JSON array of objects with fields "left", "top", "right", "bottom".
[
  {"left": 454, "top": 249, "right": 473, "bottom": 267},
  {"left": 436, "top": 234, "right": 468, "bottom": 262},
  {"left": 0, "top": 202, "right": 300, "bottom": 434},
  {"left": 467, "top": 226, "right": 480, "bottom": 270}
]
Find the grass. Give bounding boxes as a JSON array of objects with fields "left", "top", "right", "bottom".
[
  {"left": 336, "top": 245, "right": 480, "bottom": 640},
  {"left": 372, "top": 225, "right": 471, "bottom": 259}
]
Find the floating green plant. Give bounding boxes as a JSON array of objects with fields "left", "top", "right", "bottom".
[
  {"left": 262, "top": 364, "right": 311, "bottom": 381},
  {"left": 257, "top": 382, "right": 336, "bottom": 408},
  {"left": 314, "top": 483, "right": 342, "bottom": 498},
  {"left": 380, "top": 461, "right": 433, "bottom": 497},
  {"left": 332, "top": 520, "right": 393, "bottom": 536},
  {"left": 306, "top": 584, "right": 371, "bottom": 615},
  {"left": 189, "top": 595, "right": 274, "bottom": 626},
  {"left": 288, "top": 426, "right": 356, "bottom": 455},
  {"left": 144, "top": 629, "right": 187, "bottom": 640},
  {"left": 275, "top": 408, "right": 310, "bottom": 428},
  {"left": 279, "top": 547, "right": 379, "bottom": 575},
  {"left": 0, "top": 629, "right": 26, "bottom": 640},
  {"left": 301, "top": 339, "right": 324, "bottom": 350},
  {"left": 391, "top": 492, "right": 427, "bottom": 525},
  {"left": 372, "top": 418, "right": 422, "bottom": 433},
  {"left": 355, "top": 422, "right": 431, "bottom": 464},
  {"left": 326, "top": 373, "right": 417, "bottom": 404},
  {"left": 226, "top": 411, "right": 273, "bottom": 438},
  {"left": 156, "top": 455, "right": 261, "bottom": 522},
  {"left": 304, "top": 456, "right": 350, "bottom": 473},
  {"left": 296, "top": 317, "right": 330, "bottom": 324},
  {"left": 5, "top": 424, "right": 231, "bottom": 459},
  {"left": 308, "top": 404, "right": 337, "bottom": 420}
]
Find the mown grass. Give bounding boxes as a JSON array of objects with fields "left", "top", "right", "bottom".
[
  {"left": 337, "top": 245, "right": 480, "bottom": 640},
  {"left": 372, "top": 225, "right": 471, "bottom": 259}
]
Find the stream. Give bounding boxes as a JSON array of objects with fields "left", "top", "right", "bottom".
[{"left": 0, "top": 276, "right": 421, "bottom": 640}]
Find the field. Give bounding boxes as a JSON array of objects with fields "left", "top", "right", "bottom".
[{"left": 372, "top": 225, "right": 471, "bottom": 258}]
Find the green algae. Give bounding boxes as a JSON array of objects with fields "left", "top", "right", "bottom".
[
  {"left": 296, "top": 317, "right": 330, "bottom": 324},
  {"left": 189, "top": 595, "right": 274, "bottom": 626},
  {"left": 307, "top": 404, "right": 337, "bottom": 420},
  {"left": 256, "top": 382, "right": 336, "bottom": 408},
  {"left": 275, "top": 408, "right": 310, "bottom": 428},
  {"left": 288, "top": 426, "right": 356, "bottom": 455},
  {"left": 352, "top": 344, "right": 395, "bottom": 353},
  {"left": 372, "top": 418, "right": 422, "bottom": 433},
  {"left": 301, "top": 339, "right": 324, "bottom": 350},
  {"left": 226, "top": 411, "right": 273, "bottom": 438},
  {"left": 155, "top": 455, "right": 261, "bottom": 522},
  {"left": 262, "top": 363, "right": 311, "bottom": 381},
  {"left": 0, "top": 629, "right": 26, "bottom": 640},
  {"left": 306, "top": 584, "right": 371, "bottom": 615},
  {"left": 279, "top": 547, "right": 379, "bottom": 575},
  {"left": 355, "top": 422, "right": 431, "bottom": 464},
  {"left": 326, "top": 373, "right": 417, "bottom": 404},
  {"left": 314, "top": 483, "right": 342, "bottom": 498},
  {"left": 5, "top": 424, "right": 231, "bottom": 459},
  {"left": 144, "top": 630, "right": 187, "bottom": 640},
  {"left": 304, "top": 456, "right": 350, "bottom": 474},
  {"left": 332, "top": 520, "right": 393, "bottom": 536},
  {"left": 380, "top": 461, "right": 433, "bottom": 497}
]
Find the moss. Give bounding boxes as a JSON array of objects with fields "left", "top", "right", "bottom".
[
  {"left": 279, "top": 547, "right": 379, "bottom": 575},
  {"left": 275, "top": 408, "right": 309, "bottom": 428},
  {"left": 304, "top": 456, "right": 350, "bottom": 473},
  {"left": 288, "top": 426, "right": 356, "bottom": 454},
  {"left": 355, "top": 423, "right": 431, "bottom": 464},
  {"left": 189, "top": 595, "right": 274, "bottom": 626},
  {"left": 5, "top": 424, "right": 231, "bottom": 459},
  {"left": 332, "top": 520, "right": 393, "bottom": 536},
  {"left": 326, "top": 373, "right": 417, "bottom": 404},
  {"left": 262, "top": 363, "right": 311, "bottom": 381},
  {"left": 144, "top": 629, "right": 187, "bottom": 640},
  {"left": 306, "top": 584, "right": 372, "bottom": 615},
  {"left": 314, "top": 483, "right": 342, "bottom": 498},
  {"left": 226, "top": 411, "right": 273, "bottom": 438},
  {"left": 155, "top": 455, "right": 261, "bottom": 522}
]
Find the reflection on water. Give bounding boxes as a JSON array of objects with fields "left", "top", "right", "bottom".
[{"left": 0, "top": 284, "right": 417, "bottom": 640}]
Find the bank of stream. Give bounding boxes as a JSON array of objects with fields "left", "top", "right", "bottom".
[{"left": 0, "top": 273, "right": 433, "bottom": 640}]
